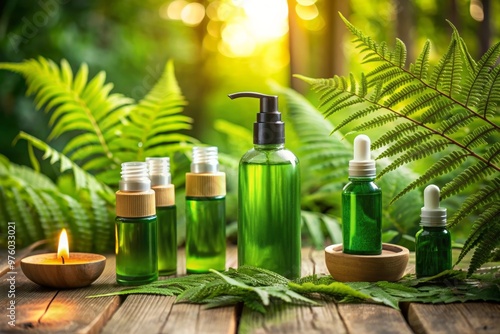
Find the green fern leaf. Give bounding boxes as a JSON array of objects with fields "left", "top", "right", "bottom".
[
  {"left": 428, "top": 36, "right": 462, "bottom": 96},
  {"left": 411, "top": 40, "right": 431, "bottom": 79},
  {"left": 378, "top": 139, "right": 450, "bottom": 178},
  {"left": 115, "top": 60, "right": 195, "bottom": 162},
  {"left": 376, "top": 131, "right": 433, "bottom": 159},
  {"left": 462, "top": 41, "right": 500, "bottom": 107},
  {"left": 15, "top": 131, "right": 113, "bottom": 195},
  {"left": 448, "top": 177, "right": 500, "bottom": 228},
  {"left": 89, "top": 189, "right": 112, "bottom": 252},
  {"left": 0, "top": 57, "right": 132, "bottom": 173},
  {"left": 467, "top": 217, "right": 500, "bottom": 276},
  {"left": 351, "top": 113, "right": 398, "bottom": 132},
  {"left": 372, "top": 123, "right": 420, "bottom": 149},
  {"left": 391, "top": 151, "right": 468, "bottom": 204},
  {"left": 438, "top": 111, "right": 474, "bottom": 135},
  {"left": 441, "top": 161, "right": 495, "bottom": 199},
  {"left": 477, "top": 66, "right": 500, "bottom": 118},
  {"left": 400, "top": 92, "right": 441, "bottom": 116},
  {"left": 333, "top": 105, "right": 382, "bottom": 133},
  {"left": 463, "top": 125, "right": 497, "bottom": 148},
  {"left": 391, "top": 38, "right": 407, "bottom": 67},
  {"left": 384, "top": 83, "right": 426, "bottom": 108}
]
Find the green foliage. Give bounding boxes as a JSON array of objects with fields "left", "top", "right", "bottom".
[
  {"left": 90, "top": 266, "right": 500, "bottom": 313},
  {"left": 296, "top": 14, "right": 500, "bottom": 274},
  {"left": 0, "top": 57, "right": 195, "bottom": 251}
]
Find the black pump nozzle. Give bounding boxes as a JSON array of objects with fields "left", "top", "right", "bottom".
[{"left": 228, "top": 92, "right": 284, "bottom": 145}]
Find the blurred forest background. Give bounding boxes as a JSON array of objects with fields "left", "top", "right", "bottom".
[{"left": 0, "top": 0, "right": 498, "bottom": 249}]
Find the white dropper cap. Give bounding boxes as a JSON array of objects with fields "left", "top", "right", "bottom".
[
  {"left": 349, "top": 134, "right": 376, "bottom": 177},
  {"left": 420, "top": 184, "right": 447, "bottom": 226}
]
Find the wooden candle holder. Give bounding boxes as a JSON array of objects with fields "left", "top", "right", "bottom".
[
  {"left": 324, "top": 243, "right": 409, "bottom": 282},
  {"left": 21, "top": 253, "right": 106, "bottom": 289}
]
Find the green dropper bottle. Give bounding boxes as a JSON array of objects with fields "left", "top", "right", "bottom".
[
  {"left": 342, "top": 134, "right": 382, "bottom": 255},
  {"left": 228, "top": 92, "right": 301, "bottom": 279},
  {"left": 185, "top": 146, "right": 226, "bottom": 274},
  {"left": 147, "top": 157, "right": 177, "bottom": 276},
  {"left": 115, "top": 162, "right": 158, "bottom": 285},
  {"left": 415, "top": 185, "right": 452, "bottom": 277}
]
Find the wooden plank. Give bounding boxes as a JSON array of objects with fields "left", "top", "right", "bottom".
[
  {"left": 338, "top": 303, "right": 413, "bottom": 334},
  {"left": 102, "top": 246, "right": 239, "bottom": 334},
  {"left": 0, "top": 253, "right": 120, "bottom": 333},
  {"left": 238, "top": 247, "right": 347, "bottom": 334},
  {"left": 407, "top": 302, "right": 500, "bottom": 334}
]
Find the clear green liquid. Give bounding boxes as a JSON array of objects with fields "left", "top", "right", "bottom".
[
  {"left": 157, "top": 206, "right": 177, "bottom": 276},
  {"left": 185, "top": 196, "right": 226, "bottom": 273},
  {"left": 416, "top": 226, "right": 452, "bottom": 277},
  {"left": 238, "top": 160, "right": 301, "bottom": 279},
  {"left": 342, "top": 178, "right": 382, "bottom": 255},
  {"left": 115, "top": 216, "right": 158, "bottom": 285}
]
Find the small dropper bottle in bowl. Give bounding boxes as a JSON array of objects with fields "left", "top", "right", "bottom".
[
  {"left": 147, "top": 157, "right": 177, "bottom": 276},
  {"left": 342, "top": 134, "right": 382, "bottom": 255}
]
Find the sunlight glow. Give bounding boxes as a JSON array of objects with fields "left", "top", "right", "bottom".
[
  {"left": 181, "top": 2, "right": 205, "bottom": 26},
  {"left": 295, "top": 4, "right": 319, "bottom": 21},
  {"left": 165, "top": 0, "right": 188, "bottom": 20},
  {"left": 470, "top": 0, "right": 484, "bottom": 22}
]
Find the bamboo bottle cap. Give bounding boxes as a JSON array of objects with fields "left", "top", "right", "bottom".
[
  {"left": 185, "top": 172, "right": 226, "bottom": 197},
  {"left": 116, "top": 189, "right": 156, "bottom": 217},
  {"left": 152, "top": 184, "right": 175, "bottom": 207}
]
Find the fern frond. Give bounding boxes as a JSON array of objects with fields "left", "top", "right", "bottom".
[
  {"left": 372, "top": 123, "right": 421, "bottom": 149},
  {"left": 15, "top": 131, "right": 113, "bottom": 194},
  {"left": 376, "top": 131, "right": 433, "bottom": 159},
  {"left": 378, "top": 140, "right": 450, "bottom": 178},
  {"left": 333, "top": 105, "right": 383, "bottom": 133},
  {"left": 442, "top": 143, "right": 500, "bottom": 198},
  {"left": 411, "top": 40, "right": 431, "bottom": 79},
  {"left": 111, "top": 60, "right": 195, "bottom": 166},
  {"left": 467, "top": 216, "right": 500, "bottom": 275},
  {"left": 461, "top": 41, "right": 500, "bottom": 107},
  {"left": 428, "top": 36, "right": 462, "bottom": 96},
  {"left": 0, "top": 57, "right": 132, "bottom": 173},
  {"left": 463, "top": 125, "right": 498, "bottom": 149},
  {"left": 390, "top": 151, "right": 468, "bottom": 204},
  {"left": 477, "top": 66, "right": 500, "bottom": 118},
  {"left": 448, "top": 177, "right": 500, "bottom": 228},
  {"left": 437, "top": 111, "right": 474, "bottom": 135}
]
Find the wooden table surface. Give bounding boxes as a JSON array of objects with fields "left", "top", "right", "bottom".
[{"left": 1, "top": 246, "right": 499, "bottom": 334}]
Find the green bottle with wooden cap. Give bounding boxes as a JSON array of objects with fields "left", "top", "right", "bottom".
[
  {"left": 147, "top": 157, "right": 177, "bottom": 276},
  {"left": 115, "top": 162, "right": 158, "bottom": 285},
  {"left": 185, "top": 146, "right": 226, "bottom": 274}
]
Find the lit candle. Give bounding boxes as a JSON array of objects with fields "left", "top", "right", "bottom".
[{"left": 21, "top": 229, "right": 106, "bottom": 289}]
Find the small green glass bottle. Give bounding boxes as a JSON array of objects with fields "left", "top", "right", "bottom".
[
  {"left": 416, "top": 185, "right": 452, "bottom": 277},
  {"left": 185, "top": 146, "right": 226, "bottom": 274},
  {"left": 342, "top": 134, "right": 382, "bottom": 255},
  {"left": 147, "top": 157, "right": 177, "bottom": 276},
  {"left": 115, "top": 162, "right": 158, "bottom": 285},
  {"left": 229, "top": 92, "right": 301, "bottom": 279}
]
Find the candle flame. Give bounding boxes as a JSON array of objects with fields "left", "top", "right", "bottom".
[{"left": 57, "top": 229, "right": 69, "bottom": 263}]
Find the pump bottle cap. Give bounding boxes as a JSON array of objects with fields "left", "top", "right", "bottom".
[
  {"left": 228, "top": 92, "right": 284, "bottom": 145},
  {"left": 349, "top": 134, "right": 376, "bottom": 177},
  {"left": 420, "top": 184, "right": 447, "bottom": 226}
]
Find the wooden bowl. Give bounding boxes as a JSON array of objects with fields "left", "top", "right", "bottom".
[
  {"left": 324, "top": 243, "right": 409, "bottom": 282},
  {"left": 21, "top": 253, "right": 106, "bottom": 289}
]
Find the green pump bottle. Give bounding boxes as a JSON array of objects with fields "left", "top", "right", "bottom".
[
  {"left": 228, "top": 92, "right": 301, "bottom": 279},
  {"left": 415, "top": 185, "right": 452, "bottom": 277}
]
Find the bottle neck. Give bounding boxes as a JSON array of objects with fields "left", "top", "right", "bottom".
[
  {"left": 348, "top": 176, "right": 376, "bottom": 182},
  {"left": 421, "top": 225, "right": 447, "bottom": 230},
  {"left": 254, "top": 143, "right": 284, "bottom": 150}
]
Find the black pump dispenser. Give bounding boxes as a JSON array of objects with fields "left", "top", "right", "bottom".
[{"left": 228, "top": 92, "right": 284, "bottom": 145}]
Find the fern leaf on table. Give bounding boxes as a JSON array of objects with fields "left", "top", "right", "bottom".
[{"left": 297, "top": 14, "right": 500, "bottom": 273}]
